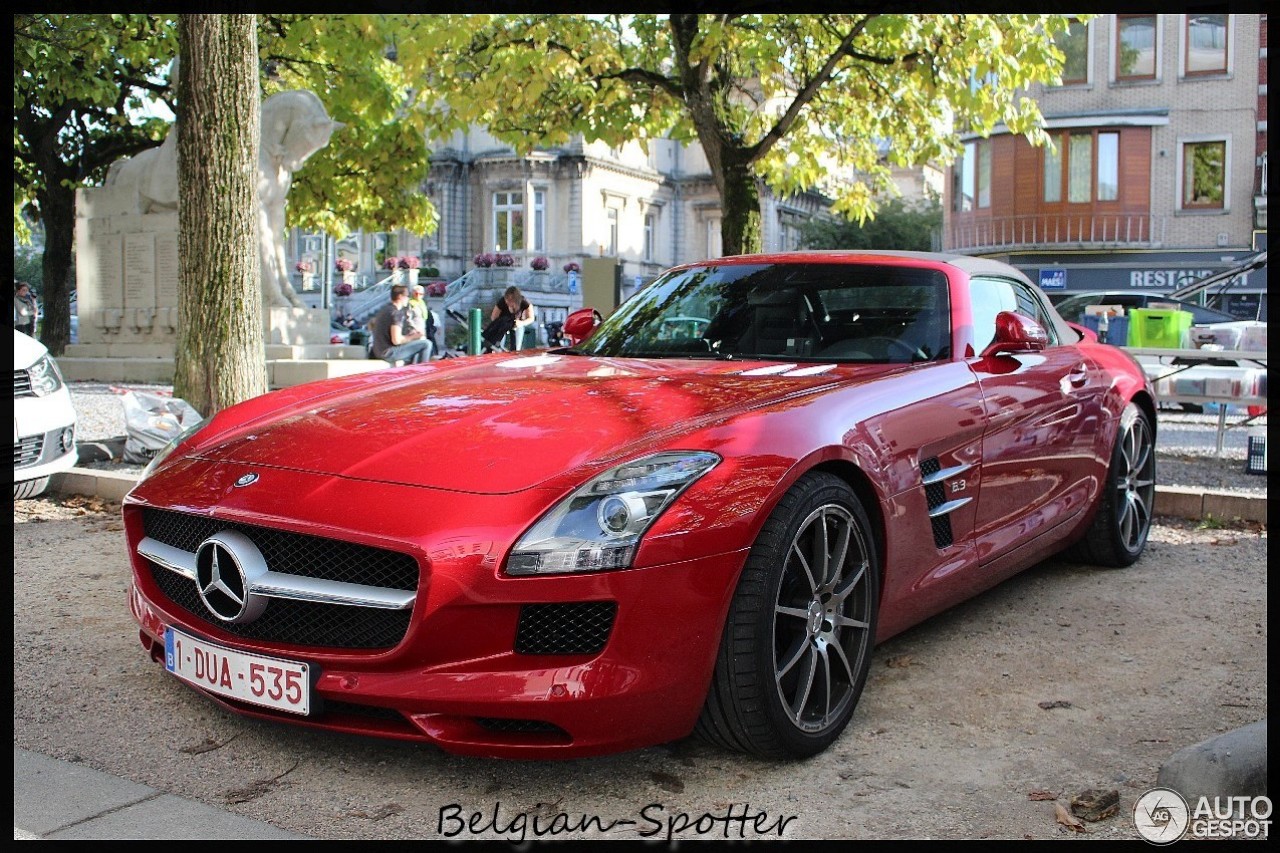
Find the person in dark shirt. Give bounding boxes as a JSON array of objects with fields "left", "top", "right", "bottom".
[
  {"left": 370, "top": 284, "right": 432, "bottom": 364},
  {"left": 482, "top": 286, "right": 536, "bottom": 352}
]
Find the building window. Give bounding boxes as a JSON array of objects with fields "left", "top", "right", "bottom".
[
  {"left": 532, "top": 190, "right": 546, "bottom": 253},
  {"left": 643, "top": 213, "right": 655, "bottom": 261},
  {"left": 779, "top": 215, "right": 802, "bottom": 252},
  {"left": 1185, "top": 14, "right": 1228, "bottom": 76},
  {"left": 706, "top": 218, "right": 722, "bottom": 258},
  {"left": 1044, "top": 130, "right": 1121, "bottom": 204},
  {"left": 953, "top": 140, "right": 991, "bottom": 212},
  {"left": 1116, "top": 15, "right": 1157, "bottom": 80},
  {"left": 493, "top": 191, "right": 524, "bottom": 251},
  {"left": 607, "top": 207, "right": 619, "bottom": 256},
  {"left": 1097, "top": 132, "right": 1119, "bottom": 201},
  {"left": 1181, "top": 140, "right": 1226, "bottom": 209},
  {"left": 1055, "top": 19, "right": 1089, "bottom": 85}
]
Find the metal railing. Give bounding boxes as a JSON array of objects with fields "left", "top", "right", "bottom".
[{"left": 945, "top": 214, "right": 1168, "bottom": 252}]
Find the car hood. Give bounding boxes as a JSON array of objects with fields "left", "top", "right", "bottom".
[
  {"left": 192, "top": 353, "right": 867, "bottom": 494},
  {"left": 13, "top": 328, "right": 47, "bottom": 369}
]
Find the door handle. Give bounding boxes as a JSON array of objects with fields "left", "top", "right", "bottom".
[{"left": 1067, "top": 364, "right": 1088, "bottom": 388}]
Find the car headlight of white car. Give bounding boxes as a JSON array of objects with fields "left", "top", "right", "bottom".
[
  {"left": 507, "top": 451, "right": 720, "bottom": 575},
  {"left": 28, "top": 354, "right": 65, "bottom": 397}
]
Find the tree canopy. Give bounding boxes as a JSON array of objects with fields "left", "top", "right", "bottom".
[
  {"left": 422, "top": 13, "right": 1075, "bottom": 256},
  {"left": 801, "top": 197, "right": 943, "bottom": 252},
  {"left": 13, "top": 13, "right": 437, "bottom": 353}
]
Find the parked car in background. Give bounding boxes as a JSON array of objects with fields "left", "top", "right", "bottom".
[
  {"left": 1053, "top": 291, "right": 1252, "bottom": 329},
  {"left": 13, "top": 329, "right": 77, "bottom": 498},
  {"left": 124, "top": 251, "right": 1156, "bottom": 760}
]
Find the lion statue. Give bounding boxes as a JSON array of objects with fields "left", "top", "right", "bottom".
[{"left": 105, "top": 65, "right": 343, "bottom": 310}]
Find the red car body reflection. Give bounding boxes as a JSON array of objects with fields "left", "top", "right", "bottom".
[{"left": 125, "top": 252, "right": 1156, "bottom": 759}]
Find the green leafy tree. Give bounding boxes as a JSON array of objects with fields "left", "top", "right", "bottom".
[
  {"left": 424, "top": 13, "right": 1073, "bottom": 256},
  {"left": 14, "top": 13, "right": 438, "bottom": 357},
  {"left": 801, "top": 197, "right": 942, "bottom": 252},
  {"left": 14, "top": 14, "right": 178, "bottom": 354}
]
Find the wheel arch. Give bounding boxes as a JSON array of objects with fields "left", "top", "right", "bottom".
[{"left": 806, "top": 458, "right": 888, "bottom": 606}]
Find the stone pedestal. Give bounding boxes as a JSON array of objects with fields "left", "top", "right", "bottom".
[{"left": 264, "top": 307, "right": 329, "bottom": 346}]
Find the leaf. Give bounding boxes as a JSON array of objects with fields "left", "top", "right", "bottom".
[
  {"left": 1028, "top": 789, "right": 1058, "bottom": 801},
  {"left": 1038, "top": 700, "right": 1072, "bottom": 710},
  {"left": 885, "top": 655, "right": 915, "bottom": 668},
  {"left": 1054, "top": 801, "right": 1085, "bottom": 832}
]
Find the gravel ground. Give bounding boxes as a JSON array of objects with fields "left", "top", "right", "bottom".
[
  {"left": 66, "top": 382, "right": 1268, "bottom": 497},
  {"left": 12, "top": 496, "right": 1268, "bottom": 840}
]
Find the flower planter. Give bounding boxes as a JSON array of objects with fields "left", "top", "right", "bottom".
[{"left": 341, "top": 270, "right": 357, "bottom": 285}]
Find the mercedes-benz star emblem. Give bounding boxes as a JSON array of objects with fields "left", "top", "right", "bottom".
[
  {"left": 234, "top": 472, "right": 259, "bottom": 488},
  {"left": 194, "top": 531, "right": 269, "bottom": 624}
]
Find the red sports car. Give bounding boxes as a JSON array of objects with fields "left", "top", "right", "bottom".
[{"left": 125, "top": 251, "right": 1156, "bottom": 760}]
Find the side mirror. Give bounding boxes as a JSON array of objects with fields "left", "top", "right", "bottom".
[
  {"left": 980, "top": 311, "right": 1049, "bottom": 358},
  {"left": 563, "top": 307, "right": 603, "bottom": 345}
]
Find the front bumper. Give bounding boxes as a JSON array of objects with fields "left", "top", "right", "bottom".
[
  {"left": 124, "top": 458, "right": 748, "bottom": 758},
  {"left": 13, "top": 388, "right": 77, "bottom": 484}
]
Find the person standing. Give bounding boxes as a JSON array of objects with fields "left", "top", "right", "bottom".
[
  {"left": 405, "top": 283, "right": 435, "bottom": 342},
  {"left": 370, "top": 284, "right": 431, "bottom": 365},
  {"left": 14, "top": 281, "right": 38, "bottom": 337}
]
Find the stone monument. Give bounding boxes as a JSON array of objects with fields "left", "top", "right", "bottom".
[{"left": 73, "top": 66, "right": 344, "bottom": 368}]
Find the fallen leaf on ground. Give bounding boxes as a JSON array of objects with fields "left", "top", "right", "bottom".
[
  {"left": 1028, "top": 790, "right": 1058, "bottom": 801},
  {"left": 1038, "top": 700, "right": 1073, "bottom": 710},
  {"left": 1054, "top": 801, "right": 1085, "bottom": 832},
  {"left": 885, "top": 655, "right": 914, "bottom": 668},
  {"left": 1070, "top": 788, "right": 1119, "bottom": 821}
]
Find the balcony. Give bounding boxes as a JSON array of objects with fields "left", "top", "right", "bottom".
[{"left": 945, "top": 214, "right": 1168, "bottom": 253}]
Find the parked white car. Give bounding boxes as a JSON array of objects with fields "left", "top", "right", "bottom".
[{"left": 13, "top": 329, "right": 77, "bottom": 498}]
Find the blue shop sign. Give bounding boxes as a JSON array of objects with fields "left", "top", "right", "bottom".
[{"left": 1039, "top": 268, "right": 1067, "bottom": 291}]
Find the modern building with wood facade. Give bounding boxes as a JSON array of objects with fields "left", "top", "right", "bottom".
[{"left": 943, "top": 13, "right": 1267, "bottom": 319}]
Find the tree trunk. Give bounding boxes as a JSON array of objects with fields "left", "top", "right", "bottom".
[
  {"left": 175, "top": 15, "right": 267, "bottom": 416},
  {"left": 720, "top": 157, "right": 763, "bottom": 257},
  {"left": 34, "top": 182, "right": 75, "bottom": 355}
]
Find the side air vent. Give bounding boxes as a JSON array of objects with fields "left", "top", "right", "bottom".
[{"left": 920, "top": 457, "right": 974, "bottom": 550}]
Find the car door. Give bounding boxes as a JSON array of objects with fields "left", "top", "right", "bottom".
[{"left": 966, "top": 276, "right": 1105, "bottom": 566}]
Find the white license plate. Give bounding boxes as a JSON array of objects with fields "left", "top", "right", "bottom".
[{"left": 165, "top": 627, "right": 310, "bottom": 715}]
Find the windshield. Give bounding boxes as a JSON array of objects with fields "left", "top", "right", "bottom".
[{"left": 570, "top": 262, "right": 951, "bottom": 363}]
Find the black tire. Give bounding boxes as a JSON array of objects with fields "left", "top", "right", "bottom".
[
  {"left": 1069, "top": 402, "right": 1156, "bottom": 567},
  {"left": 696, "top": 472, "right": 879, "bottom": 759},
  {"left": 14, "top": 477, "right": 50, "bottom": 499}
]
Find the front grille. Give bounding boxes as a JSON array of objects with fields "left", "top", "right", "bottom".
[
  {"left": 150, "top": 564, "right": 412, "bottom": 649},
  {"left": 141, "top": 507, "right": 420, "bottom": 650},
  {"left": 14, "top": 369, "right": 33, "bottom": 398},
  {"left": 14, "top": 434, "right": 43, "bottom": 468},
  {"left": 475, "top": 717, "right": 566, "bottom": 735},
  {"left": 142, "top": 508, "right": 418, "bottom": 591},
  {"left": 323, "top": 700, "right": 407, "bottom": 723},
  {"left": 514, "top": 602, "right": 617, "bottom": 655}
]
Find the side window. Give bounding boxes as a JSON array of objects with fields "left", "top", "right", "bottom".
[
  {"left": 968, "top": 278, "right": 1014, "bottom": 353},
  {"left": 969, "top": 277, "right": 1059, "bottom": 353},
  {"left": 1008, "top": 281, "right": 1058, "bottom": 345}
]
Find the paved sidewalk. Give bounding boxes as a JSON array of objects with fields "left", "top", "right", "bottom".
[{"left": 13, "top": 747, "right": 306, "bottom": 840}]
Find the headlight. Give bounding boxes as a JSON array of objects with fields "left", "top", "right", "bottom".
[
  {"left": 29, "top": 354, "right": 64, "bottom": 397},
  {"left": 506, "top": 451, "right": 720, "bottom": 576},
  {"left": 139, "top": 416, "right": 210, "bottom": 481}
]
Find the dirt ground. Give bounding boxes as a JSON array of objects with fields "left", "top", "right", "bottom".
[{"left": 13, "top": 494, "right": 1267, "bottom": 841}]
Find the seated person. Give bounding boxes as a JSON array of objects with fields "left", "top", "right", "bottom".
[{"left": 370, "top": 284, "right": 432, "bottom": 365}]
